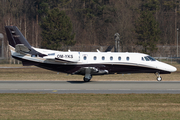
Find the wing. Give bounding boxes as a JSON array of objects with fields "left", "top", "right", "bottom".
[{"left": 72, "top": 66, "right": 109, "bottom": 75}]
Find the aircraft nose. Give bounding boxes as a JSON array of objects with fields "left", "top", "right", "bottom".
[
  {"left": 162, "top": 63, "right": 177, "bottom": 72},
  {"left": 157, "top": 62, "right": 177, "bottom": 72},
  {"left": 168, "top": 65, "right": 177, "bottom": 72}
]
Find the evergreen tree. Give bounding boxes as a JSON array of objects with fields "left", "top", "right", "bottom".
[
  {"left": 141, "top": 0, "right": 160, "bottom": 12},
  {"left": 135, "top": 10, "right": 160, "bottom": 54},
  {"left": 40, "top": 8, "right": 75, "bottom": 50}
]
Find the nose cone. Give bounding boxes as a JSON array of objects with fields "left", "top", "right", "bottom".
[
  {"left": 168, "top": 65, "right": 177, "bottom": 72},
  {"left": 157, "top": 61, "right": 177, "bottom": 72}
]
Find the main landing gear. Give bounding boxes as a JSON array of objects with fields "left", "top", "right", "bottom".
[
  {"left": 83, "top": 76, "right": 92, "bottom": 82},
  {"left": 83, "top": 68, "right": 92, "bottom": 82},
  {"left": 155, "top": 72, "right": 162, "bottom": 82}
]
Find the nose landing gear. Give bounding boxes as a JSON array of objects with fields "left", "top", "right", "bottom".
[
  {"left": 155, "top": 72, "right": 162, "bottom": 82},
  {"left": 157, "top": 76, "right": 162, "bottom": 82}
]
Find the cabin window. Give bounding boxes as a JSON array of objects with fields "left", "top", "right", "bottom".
[
  {"left": 126, "top": 57, "right": 130, "bottom": 61},
  {"left": 84, "top": 56, "right": 87, "bottom": 60},
  {"left": 142, "top": 57, "right": 144, "bottom": 61},
  {"left": 102, "top": 56, "right": 105, "bottom": 60},
  {"left": 118, "top": 57, "right": 121, "bottom": 61},
  {"left": 110, "top": 56, "right": 113, "bottom": 61},
  {"left": 94, "top": 56, "right": 97, "bottom": 60}
]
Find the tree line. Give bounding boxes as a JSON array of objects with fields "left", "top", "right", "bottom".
[{"left": 0, "top": 0, "right": 180, "bottom": 56}]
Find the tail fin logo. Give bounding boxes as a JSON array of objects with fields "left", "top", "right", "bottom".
[
  {"left": 10, "top": 30, "right": 20, "bottom": 38},
  {"left": 13, "top": 35, "right": 20, "bottom": 38}
]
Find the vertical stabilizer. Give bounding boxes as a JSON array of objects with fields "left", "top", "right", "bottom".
[
  {"left": 5, "top": 26, "right": 46, "bottom": 57},
  {"left": 5, "top": 26, "right": 31, "bottom": 49}
]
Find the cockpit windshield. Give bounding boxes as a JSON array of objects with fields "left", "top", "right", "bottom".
[
  {"left": 144, "top": 56, "right": 156, "bottom": 61},
  {"left": 144, "top": 56, "right": 150, "bottom": 61}
]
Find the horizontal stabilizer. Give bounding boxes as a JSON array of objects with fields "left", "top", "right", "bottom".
[{"left": 15, "top": 44, "right": 30, "bottom": 53}]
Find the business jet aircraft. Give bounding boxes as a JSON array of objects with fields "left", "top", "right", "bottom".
[{"left": 5, "top": 26, "right": 177, "bottom": 82}]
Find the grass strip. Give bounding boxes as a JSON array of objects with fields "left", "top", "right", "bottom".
[{"left": 0, "top": 94, "right": 180, "bottom": 119}]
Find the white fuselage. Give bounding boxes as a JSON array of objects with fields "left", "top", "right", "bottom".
[{"left": 34, "top": 48, "right": 177, "bottom": 73}]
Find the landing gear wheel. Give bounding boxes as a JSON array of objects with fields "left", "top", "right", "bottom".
[
  {"left": 157, "top": 76, "right": 162, "bottom": 82},
  {"left": 155, "top": 72, "right": 162, "bottom": 82},
  {"left": 83, "top": 75, "right": 92, "bottom": 82},
  {"left": 83, "top": 77, "right": 90, "bottom": 82}
]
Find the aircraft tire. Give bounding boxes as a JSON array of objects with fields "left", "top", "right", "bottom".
[
  {"left": 83, "top": 77, "right": 90, "bottom": 82},
  {"left": 157, "top": 76, "right": 162, "bottom": 82}
]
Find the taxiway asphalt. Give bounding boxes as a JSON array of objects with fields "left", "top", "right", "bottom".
[{"left": 0, "top": 81, "right": 180, "bottom": 94}]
